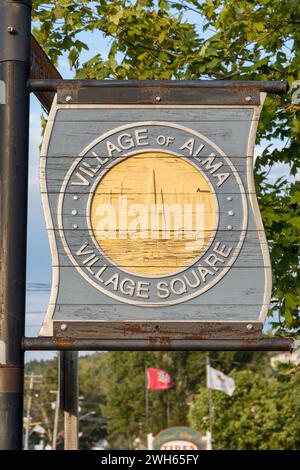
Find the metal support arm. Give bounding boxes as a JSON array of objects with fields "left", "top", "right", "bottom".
[{"left": 22, "top": 337, "right": 295, "bottom": 352}]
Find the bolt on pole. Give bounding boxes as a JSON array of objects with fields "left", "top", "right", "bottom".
[{"left": 0, "top": 0, "right": 32, "bottom": 449}]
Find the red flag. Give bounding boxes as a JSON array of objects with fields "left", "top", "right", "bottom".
[{"left": 146, "top": 368, "right": 175, "bottom": 390}]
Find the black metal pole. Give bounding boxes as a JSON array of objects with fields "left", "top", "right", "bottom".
[{"left": 0, "top": 0, "right": 32, "bottom": 449}]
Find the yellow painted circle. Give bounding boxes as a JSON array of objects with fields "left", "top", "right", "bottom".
[{"left": 90, "top": 152, "right": 217, "bottom": 276}]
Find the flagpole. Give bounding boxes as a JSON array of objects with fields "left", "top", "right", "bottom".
[
  {"left": 166, "top": 391, "right": 170, "bottom": 427},
  {"left": 206, "top": 354, "right": 213, "bottom": 449},
  {"left": 145, "top": 367, "right": 149, "bottom": 429}
]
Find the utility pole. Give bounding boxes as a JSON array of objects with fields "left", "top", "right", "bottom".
[
  {"left": 50, "top": 390, "right": 59, "bottom": 450},
  {"left": 24, "top": 375, "right": 34, "bottom": 450},
  {"left": 166, "top": 393, "right": 170, "bottom": 427},
  {"left": 24, "top": 374, "right": 42, "bottom": 450},
  {"left": 206, "top": 354, "right": 213, "bottom": 450},
  {"left": 60, "top": 352, "right": 79, "bottom": 450},
  {"left": 145, "top": 367, "right": 149, "bottom": 430},
  {"left": 0, "top": 0, "right": 32, "bottom": 450}
]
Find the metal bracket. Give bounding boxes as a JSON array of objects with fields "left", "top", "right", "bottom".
[
  {"left": 56, "top": 82, "right": 261, "bottom": 106},
  {"left": 22, "top": 337, "right": 294, "bottom": 352},
  {"left": 27, "top": 79, "right": 289, "bottom": 106}
]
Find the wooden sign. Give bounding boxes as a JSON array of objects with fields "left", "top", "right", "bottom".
[
  {"left": 39, "top": 83, "right": 271, "bottom": 341},
  {"left": 153, "top": 427, "right": 206, "bottom": 450}
]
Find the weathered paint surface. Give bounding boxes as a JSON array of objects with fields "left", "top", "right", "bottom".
[{"left": 39, "top": 97, "right": 271, "bottom": 340}]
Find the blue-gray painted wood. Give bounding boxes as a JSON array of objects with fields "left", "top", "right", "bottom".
[
  {"left": 46, "top": 109, "right": 254, "bottom": 158},
  {"left": 39, "top": 100, "right": 271, "bottom": 340}
]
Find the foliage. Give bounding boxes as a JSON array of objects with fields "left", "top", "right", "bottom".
[
  {"left": 31, "top": 0, "right": 299, "bottom": 333},
  {"left": 189, "top": 368, "right": 300, "bottom": 449},
  {"left": 26, "top": 351, "right": 300, "bottom": 449},
  {"left": 78, "top": 353, "right": 107, "bottom": 449},
  {"left": 100, "top": 351, "right": 282, "bottom": 447},
  {"left": 255, "top": 175, "right": 300, "bottom": 333},
  {"left": 101, "top": 351, "right": 207, "bottom": 448},
  {"left": 25, "top": 354, "right": 107, "bottom": 449},
  {"left": 25, "top": 357, "right": 63, "bottom": 448}
]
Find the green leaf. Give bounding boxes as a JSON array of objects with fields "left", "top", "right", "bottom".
[{"left": 289, "top": 217, "right": 300, "bottom": 228}]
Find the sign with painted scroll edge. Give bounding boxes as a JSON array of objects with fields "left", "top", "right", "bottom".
[{"left": 38, "top": 92, "right": 272, "bottom": 340}]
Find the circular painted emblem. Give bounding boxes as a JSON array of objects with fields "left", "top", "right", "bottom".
[
  {"left": 58, "top": 122, "right": 247, "bottom": 306},
  {"left": 90, "top": 151, "right": 217, "bottom": 277}
]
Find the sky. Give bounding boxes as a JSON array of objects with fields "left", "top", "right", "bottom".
[{"left": 25, "top": 26, "right": 295, "bottom": 362}]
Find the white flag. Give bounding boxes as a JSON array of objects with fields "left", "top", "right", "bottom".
[{"left": 206, "top": 365, "right": 235, "bottom": 396}]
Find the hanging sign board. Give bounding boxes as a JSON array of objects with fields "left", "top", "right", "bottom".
[{"left": 39, "top": 82, "right": 271, "bottom": 341}]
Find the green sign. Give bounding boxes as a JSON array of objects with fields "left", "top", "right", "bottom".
[{"left": 153, "top": 427, "right": 206, "bottom": 450}]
